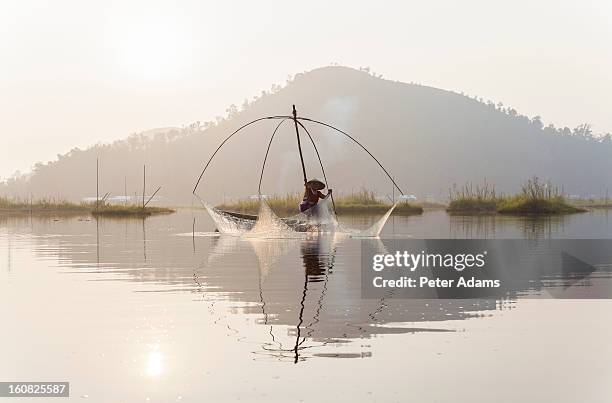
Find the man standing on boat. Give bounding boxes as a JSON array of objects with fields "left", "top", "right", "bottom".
[{"left": 299, "top": 179, "right": 332, "bottom": 213}]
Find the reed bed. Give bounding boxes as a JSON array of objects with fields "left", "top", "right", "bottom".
[
  {"left": 217, "top": 194, "right": 300, "bottom": 216},
  {"left": 91, "top": 204, "right": 175, "bottom": 217},
  {"left": 447, "top": 180, "right": 500, "bottom": 213},
  {"left": 497, "top": 177, "right": 585, "bottom": 214},
  {"left": 0, "top": 196, "right": 88, "bottom": 212},
  {"left": 447, "top": 177, "right": 586, "bottom": 215},
  {"left": 0, "top": 196, "right": 174, "bottom": 216}
]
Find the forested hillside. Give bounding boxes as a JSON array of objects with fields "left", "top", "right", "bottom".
[{"left": 2, "top": 66, "right": 611, "bottom": 204}]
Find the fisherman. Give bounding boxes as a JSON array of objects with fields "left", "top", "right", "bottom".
[{"left": 299, "top": 179, "right": 332, "bottom": 213}]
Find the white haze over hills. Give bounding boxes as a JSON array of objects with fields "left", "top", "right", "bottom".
[
  {"left": 2, "top": 0, "right": 611, "bottom": 183},
  {"left": 1, "top": 66, "right": 611, "bottom": 204}
]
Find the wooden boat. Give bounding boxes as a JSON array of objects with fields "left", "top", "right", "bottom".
[{"left": 217, "top": 209, "right": 321, "bottom": 232}]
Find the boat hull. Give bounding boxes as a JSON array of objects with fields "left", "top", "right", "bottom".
[{"left": 220, "top": 210, "right": 321, "bottom": 232}]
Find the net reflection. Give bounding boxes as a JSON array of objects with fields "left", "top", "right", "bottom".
[{"left": 196, "top": 234, "right": 502, "bottom": 362}]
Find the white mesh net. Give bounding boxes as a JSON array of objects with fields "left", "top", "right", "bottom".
[
  {"left": 203, "top": 203, "right": 254, "bottom": 235},
  {"left": 202, "top": 196, "right": 396, "bottom": 238}
]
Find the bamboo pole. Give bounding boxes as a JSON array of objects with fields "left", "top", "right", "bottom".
[
  {"left": 292, "top": 105, "right": 307, "bottom": 184},
  {"left": 96, "top": 158, "right": 99, "bottom": 212},
  {"left": 144, "top": 186, "right": 161, "bottom": 207},
  {"left": 142, "top": 165, "right": 146, "bottom": 209}
]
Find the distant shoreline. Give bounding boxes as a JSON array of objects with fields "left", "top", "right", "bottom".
[{"left": 0, "top": 197, "right": 175, "bottom": 217}]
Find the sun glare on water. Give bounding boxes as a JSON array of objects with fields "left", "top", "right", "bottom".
[{"left": 147, "top": 349, "right": 163, "bottom": 377}]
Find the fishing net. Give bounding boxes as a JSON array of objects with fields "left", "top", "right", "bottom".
[
  {"left": 203, "top": 203, "right": 255, "bottom": 235},
  {"left": 202, "top": 196, "right": 396, "bottom": 238},
  {"left": 246, "top": 199, "right": 304, "bottom": 239},
  {"left": 338, "top": 201, "right": 398, "bottom": 238}
]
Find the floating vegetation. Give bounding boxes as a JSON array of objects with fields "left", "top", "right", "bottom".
[
  {"left": 447, "top": 180, "right": 500, "bottom": 213},
  {"left": 498, "top": 177, "right": 586, "bottom": 215},
  {"left": 0, "top": 196, "right": 89, "bottom": 213},
  {"left": 0, "top": 196, "right": 174, "bottom": 217},
  {"left": 91, "top": 204, "right": 175, "bottom": 217},
  {"left": 448, "top": 177, "right": 586, "bottom": 215}
]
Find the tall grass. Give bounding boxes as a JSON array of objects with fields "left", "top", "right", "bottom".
[
  {"left": 217, "top": 193, "right": 300, "bottom": 216},
  {"left": 0, "top": 196, "right": 88, "bottom": 212},
  {"left": 498, "top": 177, "right": 584, "bottom": 214},
  {"left": 447, "top": 180, "right": 500, "bottom": 212},
  {"left": 337, "top": 189, "right": 422, "bottom": 215},
  {"left": 341, "top": 189, "right": 380, "bottom": 206},
  {"left": 0, "top": 196, "right": 174, "bottom": 216},
  {"left": 448, "top": 177, "right": 586, "bottom": 215},
  {"left": 91, "top": 204, "right": 174, "bottom": 216}
]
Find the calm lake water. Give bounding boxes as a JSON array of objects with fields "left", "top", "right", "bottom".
[{"left": 1, "top": 209, "right": 611, "bottom": 402}]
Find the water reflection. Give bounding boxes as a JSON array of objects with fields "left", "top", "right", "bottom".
[
  {"left": 448, "top": 213, "right": 568, "bottom": 239},
  {"left": 295, "top": 238, "right": 336, "bottom": 362},
  {"left": 517, "top": 215, "right": 566, "bottom": 240},
  {"left": 1, "top": 209, "right": 611, "bottom": 363},
  {"left": 195, "top": 234, "right": 499, "bottom": 362},
  {"left": 147, "top": 348, "right": 163, "bottom": 377},
  {"left": 449, "top": 214, "right": 501, "bottom": 239}
]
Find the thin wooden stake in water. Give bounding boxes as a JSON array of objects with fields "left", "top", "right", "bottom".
[
  {"left": 96, "top": 158, "right": 99, "bottom": 212},
  {"left": 144, "top": 186, "right": 161, "bottom": 207},
  {"left": 142, "top": 165, "right": 146, "bottom": 209},
  {"left": 124, "top": 176, "right": 127, "bottom": 206}
]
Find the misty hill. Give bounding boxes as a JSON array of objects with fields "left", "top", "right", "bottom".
[{"left": 2, "top": 66, "right": 611, "bottom": 205}]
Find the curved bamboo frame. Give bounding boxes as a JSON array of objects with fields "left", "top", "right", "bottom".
[{"left": 192, "top": 112, "right": 404, "bottom": 197}]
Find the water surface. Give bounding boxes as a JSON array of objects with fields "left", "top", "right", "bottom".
[{"left": 1, "top": 210, "right": 611, "bottom": 402}]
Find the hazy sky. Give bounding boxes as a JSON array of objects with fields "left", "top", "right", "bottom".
[{"left": 1, "top": 0, "right": 611, "bottom": 180}]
